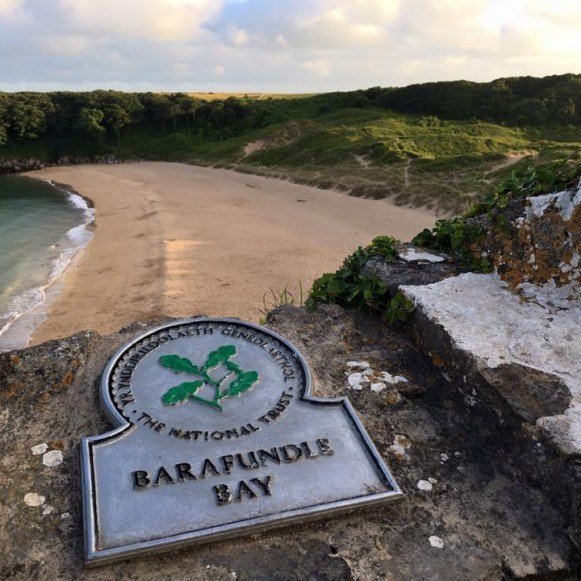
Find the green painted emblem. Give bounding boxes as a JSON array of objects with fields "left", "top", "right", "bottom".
[{"left": 159, "top": 345, "right": 259, "bottom": 411}]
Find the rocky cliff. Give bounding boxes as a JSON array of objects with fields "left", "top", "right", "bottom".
[
  {"left": 0, "top": 303, "right": 579, "bottom": 579},
  {"left": 0, "top": 178, "right": 580, "bottom": 579}
]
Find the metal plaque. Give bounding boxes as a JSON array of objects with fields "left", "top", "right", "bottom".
[{"left": 81, "top": 318, "right": 402, "bottom": 566}]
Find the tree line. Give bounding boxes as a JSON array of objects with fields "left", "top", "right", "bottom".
[
  {"left": 0, "top": 74, "right": 579, "bottom": 153},
  {"left": 352, "top": 73, "right": 581, "bottom": 126},
  {"left": 0, "top": 91, "right": 268, "bottom": 149}
]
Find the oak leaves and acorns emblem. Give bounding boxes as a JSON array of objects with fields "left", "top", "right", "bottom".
[{"left": 159, "top": 345, "right": 259, "bottom": 411}]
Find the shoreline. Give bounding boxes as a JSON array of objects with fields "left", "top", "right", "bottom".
[
  {"left": 51, "top": 180, "right": 96, "bottom": 210},
  {"left": 0, "top": 179, "right": 95, "bottom": 352},
  {"left": 19, "top": 161, "right": 438, "bottom": 347}
]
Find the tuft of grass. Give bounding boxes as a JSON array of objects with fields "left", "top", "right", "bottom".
[{"left": 258, "top": 282, "right": 304, "bottom": 323}]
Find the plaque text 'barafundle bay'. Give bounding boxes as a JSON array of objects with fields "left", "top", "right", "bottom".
[{"left": 81, "top": 318, "right": 402, "bottom": 566}]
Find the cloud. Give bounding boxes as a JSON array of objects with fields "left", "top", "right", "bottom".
[
  {"left": 0, "top": 0, "right": 579, "bottom": 92},
  {"left": 303, "top": 59, "right": 330, "bottom": 77},
  {"left": 57, "top": 0, "right": 223, "bottom": 42},
  {"left": 212, "top": 0, "right": 396, "bottom": 49},
  {"left": 0, "top": 0, "right": 23, "bottom": 18},
  {"left": 274, "top": 34, "right": 288, "bottom": 47},
  {"left": 294, "top": 0, "right": 399, "bottom": 46},
  {"left": 39, "top": 34, "right": 91, "bottom": 57},
  {"left": 227, "top": 25, "right": 249, "bottom": 46}
]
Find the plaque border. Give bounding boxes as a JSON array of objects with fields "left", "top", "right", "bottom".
[{"left": 81, "top": 317, "right": 403, "bottom": 566}]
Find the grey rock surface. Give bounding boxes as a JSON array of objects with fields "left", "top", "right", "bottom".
[
  {"left": 0, "top": 307, "right": 578, "bottom": 579},
  {"left": 363, "top": 248, "right": 459, "bottom": 296},
  {"left": 400, "top": 271, "right": 581, "bottom": 458}
]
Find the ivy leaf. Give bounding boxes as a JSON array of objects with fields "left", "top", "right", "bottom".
[
  {"left": 326, "top": 278, "right": 346, "bottom": 295},
  {"left": 159, "top": 355, "right": 199, "bottom": 375},
  {"left": 162, "top": 380, "right": 204, "bottom": 405},
  {"left": 204, "top": 345, "right": 237, "bottom": 371},
  {"left": 222, "top": 370, "right": 259, "bottom": 399}
]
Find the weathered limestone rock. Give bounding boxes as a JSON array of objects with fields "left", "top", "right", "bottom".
[
  {"left": 360, "top": 182, "right": 581, "bottom": 459},
  {"left": 0, "top": 307, "right": 578, "bottom": 579},
  {"left": 401, "top": 273, "right": 581, "bottom": 457},
  {"left": 468, "top": 180, "right": 581, "bottom": 288},
  {"left": 478, "top": 364, "right": 571, "bottom": 423}
]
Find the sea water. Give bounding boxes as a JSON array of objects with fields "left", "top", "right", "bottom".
[{"left": 0, "top": 176, "right": 94, "bottom": 352}]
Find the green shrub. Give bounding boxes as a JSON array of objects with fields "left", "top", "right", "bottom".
[
  {"left": 307, "top": 236, "right": 414, "bottom": 324},
  {"left": 386, "top": 292, "right": 415, "bottom": 325},
  {"left": 412, "top": 217, "right": 484, "bottom": 252}
]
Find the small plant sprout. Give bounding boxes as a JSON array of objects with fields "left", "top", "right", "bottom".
[{"left": 258, "top": 281, "right": 304, "bottom": 320}]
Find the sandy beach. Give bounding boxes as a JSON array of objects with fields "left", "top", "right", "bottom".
[{"left": 25, "top": 162, "right": 437, "bottom": 344}]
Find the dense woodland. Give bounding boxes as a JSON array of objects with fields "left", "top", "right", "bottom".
[{"left": 0, "top": 74, "right": 579, "bottom": 155}]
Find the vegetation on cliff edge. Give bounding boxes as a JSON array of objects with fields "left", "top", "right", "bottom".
[{"left": 307, "top": 159, "right": 580, "bottom": 317}]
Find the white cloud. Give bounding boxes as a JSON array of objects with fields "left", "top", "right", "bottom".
[
  {"left": 0, "top": 0, "right": 22, "bottom": 18},
  {"left": 274, "top": 33, "right": 288, "bottom": 46},
  {"left": 286, "top": 1, "right": 393, "bottom": 48},
  {"left": 0, "top": 0, "right": 579, "bottom": 92},
  {"left": 303, "top": 59, "right": 330, "bottom": 77},
  {"left": 57, "top": 0, "right": 223, "bottom": 42},
  {"left": 227, "top": 25, "right": 249, "bottom": 45}
]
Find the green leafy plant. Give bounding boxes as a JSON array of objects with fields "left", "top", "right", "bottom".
[
  {"left": 366, "top": 236, "right": 399, "bottom": 261},
  {"left": 412, "top": 218, "right": 490, "bottom": 272},
  {"left": 159, "top": 345, "right": 259, "bottom": 411},
  {"left": 412, "top": 217, "right": 483, "bottom": 252},
  {"left": 307, "top": 236, "right": 397, "bottom": 311},
  {"left": 465, "top": 160, "right": 581, "bottom": 219},
  {"left": 308, "top": 270, "right": 387, "bottom": 311},
  {"left": 411, "top": 217, "right": 487, "bottom": 267},
  {"left": 385, "top": 292, "right": 415, "bottom": 325},
  {"left": 307, "top": 236, "right": 414, "bottom": 324}
]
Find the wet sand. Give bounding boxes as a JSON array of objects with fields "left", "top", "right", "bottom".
[{"left": 26, "top": 162, "right": 437, "bottom": 344}]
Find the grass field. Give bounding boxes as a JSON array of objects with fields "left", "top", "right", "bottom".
[
  {"left": 2, "top": 93, "right": 580, "bottom": 215},
  {"left": 114, "top": 105, "right": 579, "bottom": 215},
  {"left": 185, "top": 92, "right": 317, "bottom": 101}
]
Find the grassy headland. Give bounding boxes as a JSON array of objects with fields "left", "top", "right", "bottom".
[{"left": 1, "top": 74, "right": 580, "bottom": 214}]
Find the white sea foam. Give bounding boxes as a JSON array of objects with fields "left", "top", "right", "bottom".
[
  {"left": 67, "top": 190, "right": 89, "bottom": 210},
  {"left": 0, "top": 181, "right": 95, "bottom": 352}
]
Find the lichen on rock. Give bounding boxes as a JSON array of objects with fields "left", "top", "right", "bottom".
[{"left": 471, "top": 180, "right": 581, "bottom": 288}]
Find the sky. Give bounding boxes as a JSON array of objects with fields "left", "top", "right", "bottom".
[{"left": 0, "top": 0, "right": 579, "bottom": 92}]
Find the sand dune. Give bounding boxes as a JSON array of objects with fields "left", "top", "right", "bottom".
[{"left": 27, "top": 162, "right": 437, "bottom": 344}]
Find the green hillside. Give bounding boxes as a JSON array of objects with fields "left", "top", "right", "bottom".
[{"left": 1, "top": 74, "right": 580, "bottom": 214}]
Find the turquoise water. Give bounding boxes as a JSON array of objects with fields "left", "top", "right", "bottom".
[{"left": 0, "top": 176, "right": 93, "bottom": 351}]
